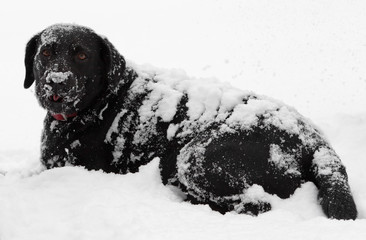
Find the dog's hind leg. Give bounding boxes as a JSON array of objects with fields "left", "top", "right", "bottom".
[
  {"left": 176, "top": 130, "right": 277, "bottom": 215},
  {"left": 310, "top": 146, "right": 357, "bottom": 220}
]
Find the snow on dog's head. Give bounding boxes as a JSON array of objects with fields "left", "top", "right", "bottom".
[{"left": 24, "top": 24, "right": 122, "bottom": 119}]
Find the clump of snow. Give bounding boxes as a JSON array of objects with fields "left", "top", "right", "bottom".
[
  {"left": 45, "top": 71, "right": 73, "bottom": 84},
  {"left": 227, "top": 98, "right": 276, "bottom": 128},
  {"left": 167, "top": 123, "right": 179, "bottom": 140},
  {"left": 269, "top": 144, "right": 301, "bottom": 176},
  {"left": 105, "top": 110, "right": 127, "bottom": 143},
  {"left": 70, "top": 140, "right": 81, "bottom": 149},
  {"left": 41, "top": 84, "right": 53, "bottom": 98},
  {"left": 138, "top": 81, "right": 183, "bottom": 122},
  {"left": 263, "top": 106, "right": 302, "bottom": 135},
  {"left": 98, "top": 103, "right": 109, "bottom": 120},
  {"left": 240, "top": 184, "right": 268, "bottom": 203},
  {"left": 49, "top": 120, "right": 58, "bottom": 131},
  {"left": 232, "top": 184, "right": 271, "bottom": 213},
  {"left": 105, "top": 109, "right": 128, "bottom": 164},
  {"left": 312, "top": 147, "right": 343, "bottom": 178}
]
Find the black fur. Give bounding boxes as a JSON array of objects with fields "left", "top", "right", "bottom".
[{"left": 24, "top": 24, "right": 357, "bottom": 220}]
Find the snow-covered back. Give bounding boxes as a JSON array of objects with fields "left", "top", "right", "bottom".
[{"left": 130, "top": 62, "right": 321, "bottom": 143}]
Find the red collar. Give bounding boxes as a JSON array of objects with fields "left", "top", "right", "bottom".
[{"left": 52, "top": 113, "right": 77, "bottom": 121}]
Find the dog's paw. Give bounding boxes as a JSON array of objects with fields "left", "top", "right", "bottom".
[
  {"left": 234, "top": 201, "right": 272, "bottom": 216},
  {"left": 319, "top": 187, "right": 357, "bottom": 220}
]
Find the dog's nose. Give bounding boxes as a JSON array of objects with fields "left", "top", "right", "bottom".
[{"left": 46, "top": 71, "right": 73, "bottom": 84}]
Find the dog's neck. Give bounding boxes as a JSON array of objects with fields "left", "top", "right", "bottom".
[{"left": 49, "top": 66, "right": 137, "bottom": 123}]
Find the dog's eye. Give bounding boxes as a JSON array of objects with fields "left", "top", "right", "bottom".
[
  {"left": 42, "top": 49, "right": 51, "bottom": 57},
  {"left": 77, "top": 52, "right": 87, "bottom": 60}
]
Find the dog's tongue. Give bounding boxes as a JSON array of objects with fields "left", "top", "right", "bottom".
[
  {"left": 52, "top": 113, "right": 77, "bottom": 121},
  {"left": 52, "top": 95, "right": 61, "bottom": 101}
]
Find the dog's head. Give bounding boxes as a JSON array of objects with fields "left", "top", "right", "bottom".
[{"left": 24, "top": 24, "right": 125, "bottom": 120}]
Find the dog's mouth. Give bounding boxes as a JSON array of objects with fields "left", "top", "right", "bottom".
[
  {"left": 45, "top": 94, "right": 78, "bottom": 121},
  {"left": 49, "top": 95, "right": 63, "bottom": 103}
]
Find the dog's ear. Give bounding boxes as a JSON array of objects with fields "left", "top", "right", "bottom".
[
  {"left": 24, "top": 34, "right": 39, "bottom": 89},
  {"left": 99, "top": 37, "right": 112, "bottom": 73},
  {"left": 98, "top": 36, "right": 126, "bottom": 93}
]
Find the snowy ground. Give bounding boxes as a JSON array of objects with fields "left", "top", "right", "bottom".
[{"left": 0, "top": 0, "right": 366, "bottom": 239}]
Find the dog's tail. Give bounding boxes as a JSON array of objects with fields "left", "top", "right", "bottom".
[{"left": 310, "top": 146, "right": 357, "bottom": 220}]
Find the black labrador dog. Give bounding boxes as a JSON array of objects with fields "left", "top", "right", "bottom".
[{"left": 24, "top": 24, "right": 357, "bottom": 219}]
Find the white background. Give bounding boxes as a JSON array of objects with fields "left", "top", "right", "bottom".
[{"left": 0, "top": 0, "right": 365, "bottom": 239}]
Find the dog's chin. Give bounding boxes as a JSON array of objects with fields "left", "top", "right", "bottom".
[{"left": 40, "top": 96, "right": 79, "bottom": 116}]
